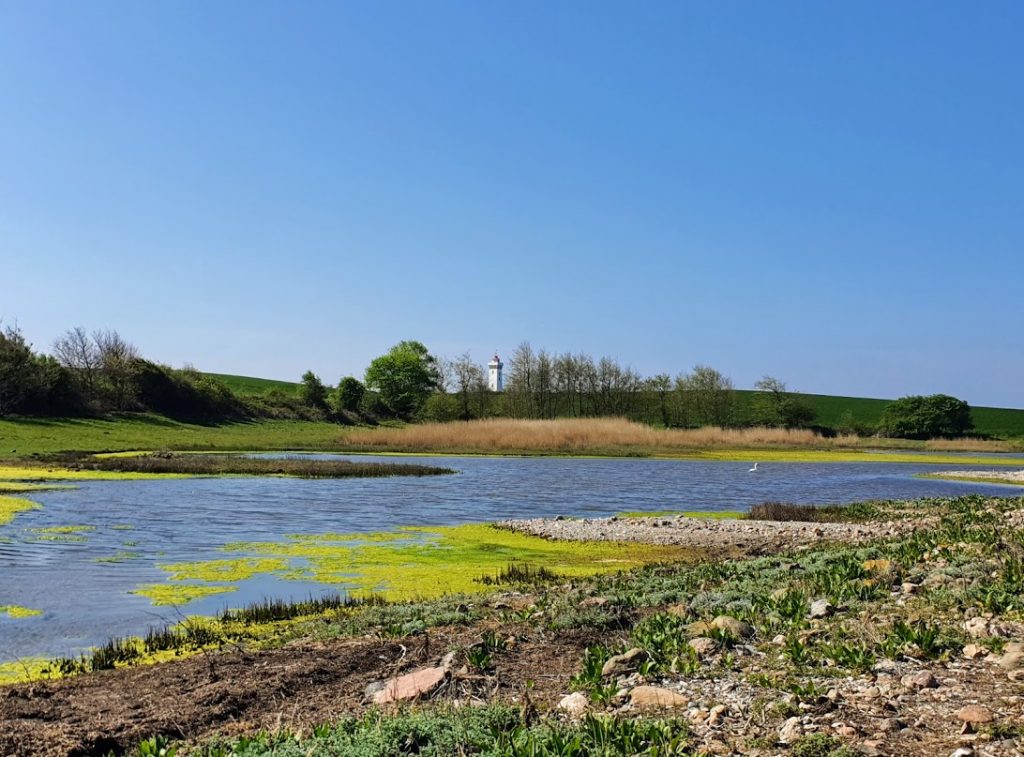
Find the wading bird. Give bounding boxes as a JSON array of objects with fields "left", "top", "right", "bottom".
[{"left": 749, "top": 463, "right": 758, "bottom": 472}]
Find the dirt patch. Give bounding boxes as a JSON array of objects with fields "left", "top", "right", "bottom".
[{"left": 0, "top": 623, "right": 599, "bottom": 757}]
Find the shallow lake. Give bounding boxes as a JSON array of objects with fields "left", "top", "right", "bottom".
[{"left": 1, "top": 454, "right": 1022, "bottom": 663}]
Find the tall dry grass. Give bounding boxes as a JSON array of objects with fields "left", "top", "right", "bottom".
[
  {"left": 923, "top": 437, "right": 1018, "bottom": 452},
  {"left": 340, "top": 418, "right": 863, "bottom": 454}
]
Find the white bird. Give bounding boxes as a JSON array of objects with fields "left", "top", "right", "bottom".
[{"left": 748, "top": 463, "right": 758, "bottom": 472}]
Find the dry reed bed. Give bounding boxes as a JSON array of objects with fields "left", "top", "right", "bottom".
[{"left": 341, "top": 418, "right": 864, "bottom": 453}]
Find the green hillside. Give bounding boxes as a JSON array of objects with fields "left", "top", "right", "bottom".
[
  {"left": 204, "top": 373, "right": 301, "bottom": 396},
  {"left": 733, "top": 390, "right": 1024, "bottom": 438}
]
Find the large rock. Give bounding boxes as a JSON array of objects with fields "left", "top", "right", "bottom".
[
  {"left": 778, "top": 716, "right": 803, "bottom": 744},
  {"left": 957, "top": 705, "right": 995, "bottom": 724},
  {"left": 629, "top": 686, "right": 689, "bottom": 710},
  {"left": 964, "top": 617, "right": 989, "bottom": 639},
  {"left": 711, "top": 615, "right": 754, "bottom": 639},
  {"left": 601, "top": 647, "right": 645, "bottom": 677},
  {"left": 901, "top": 671, "right": 938, "bottom": 690},
  {"left": 689, "top": 637, "right": 718, "bottom": 658},
  {"left": 997, "top": 651, "right": 1024, "bottom": 670},
  {"left": 372, "top": 666, "right": 447, "bottom": 705},
  {"left": 558, "top": 691, "right": 590, "bottom": 717},
  {"left": 808, "top": 599, "right": 834, "bottom": 619}
]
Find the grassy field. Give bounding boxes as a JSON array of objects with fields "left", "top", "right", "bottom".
[
  {"left": 0, "top": 415, "right": 341, "bottom": 457},
  {"left": 203, "top": 373, "right": 300, "bottom": 396}
]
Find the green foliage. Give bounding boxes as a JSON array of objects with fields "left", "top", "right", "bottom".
[
  {"left": 333, "top": 376, "right": 365, "bottom": 413},
  {"left": 878, "top": 393, "right": 973, "bottom": 439},
  {"left": 364, "top": 340, "right": 441, "bottom": 419},
  {"left": 751, "top": 377, "right": 817, "bottom": 429},
  {"left": 299, "top": 370, "right": 328, "bottom": 410},
  {"left": 631, "top": 613, "right": 699, "bottom": 674},
  {"left": 791, "top": 733, "right": 856, "bottom": 757},
  {"left": 193, "top": 706, "right": 692, "bottom": 756}
]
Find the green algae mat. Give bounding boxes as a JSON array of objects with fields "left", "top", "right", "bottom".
[{"left": 135, "top": 524, "right": 696, "bottom": 606}]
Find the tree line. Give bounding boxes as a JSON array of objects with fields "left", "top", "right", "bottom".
[{"left": 0, "top": 326, "right": 976, "bottom": 439}]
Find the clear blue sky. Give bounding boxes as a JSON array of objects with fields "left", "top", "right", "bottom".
[{"left": 2, "top": 2, "right": 1021, "bottom": 406}]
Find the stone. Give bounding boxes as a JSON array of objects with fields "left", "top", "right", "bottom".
[
  {"left": 665, "top": 602, "right": 689, "bottom": 617},
  {"left": 689, "top": 637, "right": 718, "bottom": 658},
  {"left": 778, "top": 716, "right": 803, "bottom": 744},
  {"left": 557, "top": 691, "right": 590, "bottom": 717},
  {"left": 372, "top": 666, "right": 447, "bottom": 704},
  {"left": 962, "top": 644, "right": 986, "bottom": 660},
  {"left": 601, "top": 647, "right": 645, "bottom": 677},
  {"left": 440, "top": 651, "right": 458, "bottom": 672},
  {"left": 707, "top": 703, "right": 728, "bottom": 725},
  {"left": 901, "top": 582, "right": 919, "bottom": 594},
  {"left": 901, "top": 671, "right": 939, "bottom": 690},
  {"left": 808, "top": 599, "right": 835, "bottom": 619},
  {"left": 998, "top": 651, "right": 1024, "bottom": 670},
  {"left": 859, "top": 686, "right": 882, "bottom": 700},
  {"left": 950, "top": 749, "right": 974, "bottom": 757},
  {"left": 711, "top": 615, "right": 755, "bottom": 639},
  {"left": 579, "top": 596, "right": 608, "bottom": 608},
  {"left": 1004, "top": 641, "right": 1024, "bottom": 654},
  {"left": 964, "top": 617, "right": 989, "bottom": 639},
  {"left": 629, "top": 686, "right": 689, "bottom": 710},
  {"left": 957, "top": 705, "right": 994, "bottom": 724}
]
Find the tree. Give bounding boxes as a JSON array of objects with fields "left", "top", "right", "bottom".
[
  {"left": 364, "top": 340, "right": 441, "bottom": 418},
  {"left": 450, "top": 352, "right": 486, "bottom": 421},
  {"left": 0, "top": 325, "right": 36, "bottom": 416},
  {"left": 92, "top": 329, "right": 140, "bottom": 410},
  {"left": 53, "top": 326, "right": 101, "bottom": 402},
  {"left": 752, "top": 376, "right": 816, "bottom": 429},
  {"left": 299, "top": 370, "right": 329, "bottom": 409},
  {"left": 646, "top": 374, "right": 674, "bottom": 427},
  {"left": 878, "top": 394, "right": 973, "bottom": 439},
  {"left": 332, "top": 376, "right": 365, "bottom": 414},
  {"left": 677, "top": 365, "right": 735, "bottom": 426}
]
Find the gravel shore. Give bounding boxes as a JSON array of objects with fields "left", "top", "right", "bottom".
[
  {"left": 497, "top": 513, "right": 909, "bottom": 555},
  {"left": 934, "top": 469, "right": 1024, "bottom": 483}
]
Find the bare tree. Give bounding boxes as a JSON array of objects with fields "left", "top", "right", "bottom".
[
  {"left": 450, "top": 352, "right": 485, "bottom": 421},
  {"left": 505, "top": 342, "right": 536, "bottom": 418},
  {"left": 677, "top": 365, "right": 734, "bottom": 426},
  {"left": 92, "top": 329, "right": 140, "bottom": 410},
  {"left": 53, "top": 327, "right": 101, "bottom": 401}
]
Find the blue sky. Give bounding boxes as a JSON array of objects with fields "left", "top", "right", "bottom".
[{"left": 1, "top": 2, "right": 1021, "bottom": 406}]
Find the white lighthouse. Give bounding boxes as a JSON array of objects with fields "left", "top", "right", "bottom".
[{"left": 487, "top": 353, "right": 503, "bottom": 392}]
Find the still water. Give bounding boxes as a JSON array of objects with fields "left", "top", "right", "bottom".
[{"left": 1, "top": 454, "right": 1021, "bottom": 662}]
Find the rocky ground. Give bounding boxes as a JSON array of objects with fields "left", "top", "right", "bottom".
[
  {"left": 497, "top": 512, "right": 915, "bottom": 555},
  {"left": 935, "top": 470, "right": 1024, "bottom": 484},
  {"left": 1, "top": 495, "right": 1023, "bottom": 756}
]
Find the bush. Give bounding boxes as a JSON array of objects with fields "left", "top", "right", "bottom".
[{"left": 878, "top": 394, "right": 973, "bottom": 439}]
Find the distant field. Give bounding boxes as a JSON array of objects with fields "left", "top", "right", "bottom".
[
  {"left": 731, "top": 390, "right": 1023, "bottom": 439},
  {"left": 204, "top": 373, "right": 300, "bottom": 396},
  {"left": 0, "top": 415, "right": 341, "bottom": 458}
]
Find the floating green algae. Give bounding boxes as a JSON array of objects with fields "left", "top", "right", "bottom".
[
  {"left": 689, "top": 449, "right": 1023, "bottom": 466},
  {"left": 111, "top": 524, "right": 135, "bottom": 531},
  {"left": 0, "top": 496, "right": 40, "bottom": 526},
  {"left": 29, "top": 525, "right": 96, "bottom": 534},
  {"left": 156, "top": 557, "right": 290, "bottom": 582},
  {"left": 0, "top": 464, "right": 189, "bottom": 481},
  {"left": 131, "top": 582, "right": 238, "bottom": 606},
  {"left": 94, "top": 551, "right": 142, "bottom": 564},
  {"left": 0, "top": 482, "right": 73, "bottom": 493},
  {"left": 0, "top": 605, "right": 42, "bottom": 619},
  {"left": 215, "top": 523, "right": 697, "bottom": 601}
]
